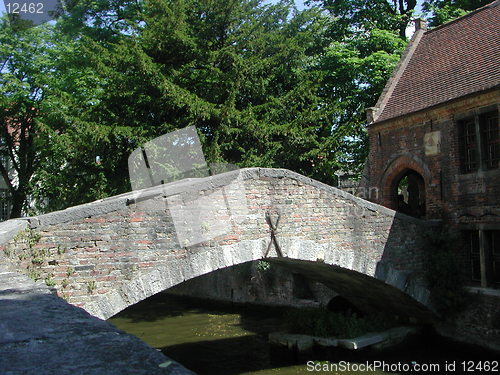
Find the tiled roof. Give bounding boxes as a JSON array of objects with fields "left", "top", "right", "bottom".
[{"left": 372, "top": 1, "right": 500, "bottom": 124}]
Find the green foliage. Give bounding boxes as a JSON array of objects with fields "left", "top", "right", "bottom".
[
  {"left": 1, "top": 0, "right": 410, "bottom": 212},
  {"left": 57, "top": 245, "right": 66, "bottom": 255},
  {"left": 58, "top": 0, "right": 408, "bottom": 185},
  {"left": 61, "top": 278, "right": 70, "bottom": 288},
  {"left": 424, "top": 4, "right": 468, "bottom": 26},
  {"left": 1, "top": 0, "right": 485, "bottom": 215},
  {"left": 284, "top": 308, "right": 395, "bottom": 338},
  {"left": 30, "top": 249, "right": 45, "bottom": 265},
  {"left": 318, "top": 27, "right": 406, "bottom": 172},
  {"left": 45, "top": 273, "right": 55, "bottom": 287},
  {"left": 256, "top": 260, "right": 271, "bottom": 271},
  {"left": 1, "top": 14, "right": 133, "bottom": 215},
  {"left": 27, "top": 267, "right": 41, "bottom": 281},
  {"left": 423, "top": 0, "right": 491, "bottom": 26},
  {"left": 312, "top": 0, "right": 418, "bottom": 38},
  {"left": 87, "top": 280, "right": 97, "bottom": 294},
  {"left": 58, "top": 0, "right": 347, "bottom": 185},
  {"left": 66, "top": 267, "right": 75, "bottom": 277},
  {"left": 12, "top": 228, "right": 41, "bottom": 249},
  {"left": 423, "top": 230, "right": 467, "bottom": 316},
  {"left": 0, "top": 19, "right": 49, "bottom": 217}
]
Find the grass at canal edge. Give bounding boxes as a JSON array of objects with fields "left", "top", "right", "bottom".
[{"left": 284, "top": 309, "right": 396, "bottom": 339}]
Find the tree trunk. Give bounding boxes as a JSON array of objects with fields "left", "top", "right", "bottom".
[{"left": 9, "top": 191, "right": 25, "bottom": 219}]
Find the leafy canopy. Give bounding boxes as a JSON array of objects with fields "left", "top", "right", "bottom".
[{"left": 1, "top": 0, "right": 490, "bottom": 216}]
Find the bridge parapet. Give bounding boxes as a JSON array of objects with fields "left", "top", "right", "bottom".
[{"left": 1, "top": 168, "right": 438, "bottom": 321}]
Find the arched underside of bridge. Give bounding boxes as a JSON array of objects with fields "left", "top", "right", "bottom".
[
  {"left": 267, "top": 258, "right": 433, "bottom": 322},
  {"left": 2, "top": 168, "right": 438, "bottom": 323},
  {"left": 89, "top": 254, "right": 434, "bottom": 323}
]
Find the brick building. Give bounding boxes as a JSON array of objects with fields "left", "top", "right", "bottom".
[{"left": 361, "top": 1, "right": 500, "bottom": 288}]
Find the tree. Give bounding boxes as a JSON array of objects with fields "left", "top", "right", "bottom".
[
  {"left": 0, "top": 15, "right": 130, "bottom": 216},
  {"left": 311, "top": 0, "right": 418, "bottom": 38},
  {"left": 54, "top": 0, "right": 412, "bottom": 188},
  {"left": 26, "top": 37, "right": 137, "bottom": 213},
  {"left": 312, "top": 0, "right": 492, "bottom": 35},
  {"left": 303, "top": 0, "right": 411, "bottom": 174},
  {"left": 56, "top": 0, "right": 349, "bottom": 185},
  {"left": 317, "top": 28, "right": 407, "bottom": 172},
  {"left": 422, "top": 0, "right": 491, "bottom": 26},
  {"left": 0, "top": 19, "right": 56, "bottom": 217},
  {"left": 1, "top": 0, "right": 491, "bottom": 218},
  {"left": 308, "top": 0, "right": 493, "bottom": 177}
]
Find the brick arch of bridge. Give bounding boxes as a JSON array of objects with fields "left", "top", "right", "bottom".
[
  {"left": 95, "top": 255, "right": 435, "bottom": 322},
  {"left": 3, "top": 168, "right": 437, "bottom": 321}
]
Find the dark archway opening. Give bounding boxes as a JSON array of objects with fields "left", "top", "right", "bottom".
[
  {"left": 107, "top": 259, "right": 438, "bottom": 375},
  {"left": 394, "top": 169, "right": 426, "bottom": 218},
  {"left": 326, "top": 295, "right": 365, "bottom": 317}
]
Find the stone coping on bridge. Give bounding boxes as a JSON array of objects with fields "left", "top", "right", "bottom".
[
  {"left": 0, "top": 219, "right": 28, "bottom": 244},
  {"left": 16, "top": 168, "right": 440, "bottom": 230},
  {"left": 0, "top": 264, "right": 195, "bottom": 375}
]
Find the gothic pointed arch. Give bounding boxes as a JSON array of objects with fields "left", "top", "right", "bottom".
[{"left": 379, "top": 154, "right": 431, "bottom": 217}]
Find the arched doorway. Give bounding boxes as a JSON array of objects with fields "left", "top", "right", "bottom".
[{"left": 394, "top": 169, "right": 426, "bottom": 218}]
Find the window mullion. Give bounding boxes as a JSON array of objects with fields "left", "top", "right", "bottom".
[{"left": 475, "top": 113, "right": 484, "bottom": 171}]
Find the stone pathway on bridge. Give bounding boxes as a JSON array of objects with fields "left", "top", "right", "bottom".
[{"left": 0, "top": 264, "right": 195, "bottom": 375}]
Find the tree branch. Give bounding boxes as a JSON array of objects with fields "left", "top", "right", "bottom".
[
  {"left": 1, "top": 122, "right": 20, "bottom": 173},
  {"left": 0, "top": 56, "right": 11, "bottom": 72},
  {"left": 398, "top": 0, "right": 405, "bottom": 14},
  {"left": 0, "top": 152, "right": 15, "bottom": 196}
]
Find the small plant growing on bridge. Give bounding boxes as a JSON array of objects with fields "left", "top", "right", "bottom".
[
  {"left": 9, "top": 229, "right": 44, "bottom": 265},
  {"left": 57, "top": 245, "right": 67, "bottom": 255},
  {"left": 256, "top": 260, "right": 271, "bottom": 271},
  {"left": 13, "top": 229, "right": 41, "bottom": 249},
  {"left": 60, "top": 291, "right": 70, "bottom": 302},
  {"left": 61, "top": 278, "right": 69, "bottom": 288},
  {"left": 87, "top": 280, "right": 97, "bottom": 294},
  {"left": 66, "top": 267, "right": 75, "bottom": 277},
  {"left": 30, "top": 248, "right": 46, "bottom": 265},
  {"left": 201, "top": 221, "right": 210, "bottom": 234},
  {"left": 27, "top": 267, "right": 41, "bottom": 281},
  {"left": 45, "top": 273, "right": 55, "bottom": 287}
]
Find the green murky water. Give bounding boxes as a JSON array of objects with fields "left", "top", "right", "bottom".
[{"left": 109, "top": 294, "right": 498, "bottom": 375}]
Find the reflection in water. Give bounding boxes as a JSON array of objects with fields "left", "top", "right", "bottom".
[{"left": 109, "top": 294, "right": 498, "bottom": 375}]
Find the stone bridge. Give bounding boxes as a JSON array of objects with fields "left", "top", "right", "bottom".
[{"left": 1, "top": 168, "right": 437, "bottom": 322}]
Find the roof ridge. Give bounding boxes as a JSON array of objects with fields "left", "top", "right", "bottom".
[
  {"left": 367, "top": 28, "right": 426, "bottom": 124},
  {"left": 425, "top": 0, "right": 499, "bottom": 35}
]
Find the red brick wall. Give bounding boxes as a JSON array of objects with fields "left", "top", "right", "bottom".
[
  {"left": 363, "top": 89, "right": 500, "bottom": 288},
  {"left": 365, "top": 89, "right": 500, "bottom": 226}
]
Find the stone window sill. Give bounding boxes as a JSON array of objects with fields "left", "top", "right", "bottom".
[{"left": 466, "top": 286, "right": 500, "bottom": 297}]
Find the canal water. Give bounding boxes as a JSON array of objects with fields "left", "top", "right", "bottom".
[{"left": 109, "top": 293, "right": 498, "bottom": 375}]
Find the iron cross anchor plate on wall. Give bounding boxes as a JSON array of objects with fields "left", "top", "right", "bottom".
[{"left": 264, "top": 210, "right": 283, "bottom": 258}]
